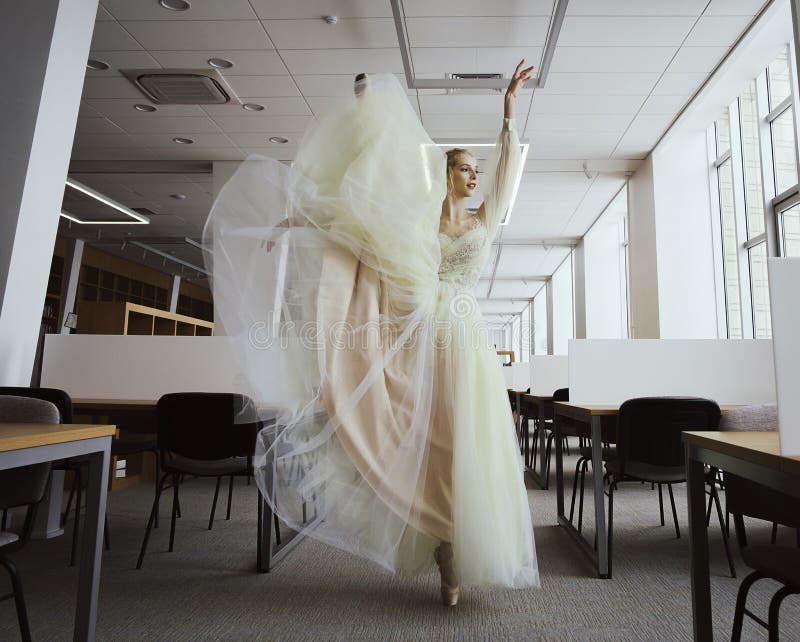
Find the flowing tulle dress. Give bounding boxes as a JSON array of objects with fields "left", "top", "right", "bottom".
[{"left": 204, "top": 74, "right": 538, "bottom": 588}]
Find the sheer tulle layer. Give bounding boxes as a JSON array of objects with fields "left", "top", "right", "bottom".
[{"left": 203, "top": 74, "right": 538, "bottom": 587}]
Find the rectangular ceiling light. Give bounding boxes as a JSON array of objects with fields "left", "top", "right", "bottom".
[
  {"left": 61, "top": 178, "right": 150, "bottom": 225},
  {"left": 435, "top": 142, "right": 529, "bottom": 226}
]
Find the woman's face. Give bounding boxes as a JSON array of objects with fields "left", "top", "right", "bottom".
[{"left": 450, "top": 154, "right": 478, "bottom": 199}]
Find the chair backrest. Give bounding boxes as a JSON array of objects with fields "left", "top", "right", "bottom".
[
  {"left": 553, "top": 388, "right": 569, "bottom": 402},
  {"left": 0, "top": 395, "right": 58, "bottom": 509},
  {"left": 616, "top": 397, "right": 720, "bottom": 470},
  {"left": 0, "top": 386, "right": 73, "bottom": 423},
  {"left": 156, "top": 393, "right": 259, "bottom": 461},
  {"left": 724, "top": 472, "right": 800, "bottom": 548}
]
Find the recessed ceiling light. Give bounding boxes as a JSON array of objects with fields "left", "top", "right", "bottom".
[
  {"left": 159, "top": 0, "right": 190, "bottom": 11},
  {"left": 324, "top": 15, "right": 338, "bottom": 24},
  {"left": 134, "top": 104, "right": 157, "bottom": 112},
  {"left": 242, "top": 103, "right": 264, "bottom": 112},
  {"left": 170, "top": 193, "right": 187, "bottom": 200},
  {"left": 172, "top": 137, "right": 194, "bottom": 144},
  {"left": 208, "top": 57, "right": 233, "bottom": 69},
  {"left": 269, "top": 136, "right": 289, "bottom": 144},
  {"left": 87, "top": 59, "right": 109, "bottom": 71}
]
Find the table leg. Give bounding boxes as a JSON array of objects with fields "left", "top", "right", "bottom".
[
  {"left": 687, "top": 447, "right": 712, "bottom": 641},
  {"left": 591, "top": 416, "right": 609, "bottom": 579},
  {"left": 555, "top": 414, "right": 564, "bottom": 517},
  {"left": 539, "top": 403, "right": 548, "bottom": 488},
  {"left": 75, "top": 439, "right": 110, "bottom": 642}
]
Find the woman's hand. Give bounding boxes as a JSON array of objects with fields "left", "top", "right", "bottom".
[{"left": 506, "top": 59, "right": 534, "bottom": 100}]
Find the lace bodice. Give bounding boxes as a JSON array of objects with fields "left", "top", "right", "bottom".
[{"left": 438, "top": 216, "right": 488, "bottom": 289}]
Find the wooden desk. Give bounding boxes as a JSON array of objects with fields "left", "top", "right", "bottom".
[
  {"left": 520, "top": 394, "right": 554, "bottom": 489},
  {"left": 551, "top": 402, "right": 741, "bottom": 580},
  {"left": 683, "top": 431, "right": 800, "bottom": 641},
  {"left": 0, "top": 423, "right": 114, "bottom": 642}
]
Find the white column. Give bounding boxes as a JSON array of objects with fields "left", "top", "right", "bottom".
[
  {"left": 0, "top": 0, "right": 98, "bottom": 385},
  {"left": 169, "top": 275, "right": 181, "bottom": 313},
  {"left": 60, "top": 238, "right": 84, "bottom": 334},
  {"left": 545, "top": 279, "right": 554, "bottom": 355},
  {"left": 572, "top": 241, "right": 587, "bottom": 339}
]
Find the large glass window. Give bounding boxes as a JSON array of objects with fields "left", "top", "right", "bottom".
[
  {"left": 584, "top": 187, "right": 629, "bottom": 338},
  {"left": 532, "top": 291, "right": 548, "bottom": 355},
  {"left": 768, "top": 47, "right": 798, "bottom": 195},
  {"left": 551, "top": 255, "right": 574, "bottom": 355},
  {"left": 780, "top": 203, "right": 800, "bottom": 256},
  {"left": 519, "top": 303, "right": 531, "bottom": 363},
  {"left": 740, "top": 82, "right": 765, "bottom": 237}
]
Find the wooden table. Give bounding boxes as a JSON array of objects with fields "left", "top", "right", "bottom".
[
  {"left": 683, "top": 431, "right": 800, "bottom": 641},
  {"left": 521, "top": 393, "right": 554, "bottom": 489},
  {"left": 0, "top": 423, "right": 115, "bottom": 642},
  {"left": 551, "top": 402, "right": 741, "bottom": 580}
]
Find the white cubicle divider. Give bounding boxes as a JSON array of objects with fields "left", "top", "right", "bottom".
[
  {"left": 500, "top": 362, "right": 530, "bottom": 391},
  {"left": 768, "top": 258, "right": 800, "bottom": 456},
  {"left": 568, "top": 339, "right": 776, "bottom": 406},
  {"left": 530, "top": 355, "right": 568, "bottom": 396},
  {"left": 41, "top": 334, "right": 290, "bottom": 403}
]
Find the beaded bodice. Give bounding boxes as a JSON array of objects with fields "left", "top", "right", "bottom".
[{"left": 438, "top": 216, "right": 488, "bottom": 289}]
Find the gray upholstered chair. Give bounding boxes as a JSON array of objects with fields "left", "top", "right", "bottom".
[{"left": 0, "top": 395, "right": 60, "bottom": 642}]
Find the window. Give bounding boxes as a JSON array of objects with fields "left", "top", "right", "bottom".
[
  {"left": 551, "top": 254, "right": 574, "bottom": 355},
  {"left": 519, "top": 302, "right": 531, "bottom": 363},
  {"left": 708, "top": 45, "right": 800, "bottom": 340},
  {"left": 532, "top": 291, "right": 548, "bottom": 355},
  {"left": 584, "top": 187, "right": 629, "bottom": 338}
]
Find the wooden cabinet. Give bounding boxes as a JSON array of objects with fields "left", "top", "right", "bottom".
[{"left": 76, "top": 301, "right": 214, "bottom": 336}]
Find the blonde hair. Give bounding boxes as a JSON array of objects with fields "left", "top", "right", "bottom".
[{"left": 445, "top": 148, "right": 475, "bottom": 196}]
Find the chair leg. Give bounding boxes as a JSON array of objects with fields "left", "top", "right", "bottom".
[
  {"left": 69, "top": 474, "right": 83, "bottom": 567},
  {"left": 771, "top": 522, "right": 778, "bottom": 545},
  {"left": 530, "top": 427, "right": 539, "bottom": 470},
  {"left": 153, "top": 451, "right": 160, "bottom": 529},
  {"left": 768, "top": 585, "right": 797, "bottom": 642},
  {"left": 274, "top": 513, "right": 281, "bottom": 546},
  {"left": 226, "top": 475, "right": 234, "bottom": 520},
  {"left": 578, "top": 458, "right": 588, "bottom": 533},
  {"left": 705, "top": 490, "right": 713, "bottom": 527},
  {"left": 569, "top": 457, "right": 584, "bottom": 523},
  {"left": 564, "top": 435, "right": 570, "bottom": 456},
  {"left": 710, "top": 485, "right": 736, "bottom": 578},
  {"left": 659, "top": 483, "right": 665, "bottom": 526},
  {"left": 667, "top": 483, "right": 680, "bottom": 538},
  {"left": 544, "top": 432, "right": 555, "bottom": 485},
  {"left": 1, "top": 509, "right": 6, "bottom": 531},
  {"left": 208, "top": 476, "right": 222, "bottom": 530},
  {"left": 731, "top": 571, "right": 763, "bottom": 642},
  {"left": 62, "top": 467, "right": 79, "bottom": 527},
  {"left": 137, "top": 472, "right": 169, "bottom": 569},
  {"left": 608, "top": 482, "right": 615, "bottom": 580},
  {"left": 104, "top": 514, "right": 110, "bottom": 551},
  {"left": 0, "top": 557, "right": 32, "bottom": 642},
  {"left": 168, "top": 474, "right": 180, "bottom": 552}
]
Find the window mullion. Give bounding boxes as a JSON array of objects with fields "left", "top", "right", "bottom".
[
  {"left": 728, "top": 100, "right": 754, "bottom": 339},
  {"left": 707, "top": 125, "right": 728, "bottom": 339},
  {"left": 756, "top": 71, "right": 780, "bottom": 258}
]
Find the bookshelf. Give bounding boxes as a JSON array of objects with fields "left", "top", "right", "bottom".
[{"left": 76, "top": 302, "right": 214, "bottom": 336}]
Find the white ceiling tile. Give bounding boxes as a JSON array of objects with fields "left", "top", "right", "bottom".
[
  {"left": 495, "top": 246, "right": 551, "bottom": 277},
  {"left": 129, "top": 132, "right": 236, "bottom": 147},
  {"left": 210, "top": 115, "right": 313, "bottom": 134},
  {"left": 73, "top": 133, "right": 142, "bottom": 148},
  {"left": 422, "top": 114, "right": 504, "bottom": 133},
  {"left": 112, "top": 116, "right": 223, "bottom": 134},
  {"left": 120, "top": 20, "right": 273, "bottom": 51},
  {"left": 263, "top": 18, "right": 397, "bottom": 49},
  {"left": 567, "top": 0, "right": 707, "bottom": 15},
  {"left": 305, "top": 95, "right": 417, "bottom": 118},
  {"left": 250, "top": 0, "right": 391, "bottom": 19},
  {"left": 683, "top": 15, "right": 755, "bottom": 46},
  {"left": 704, "top": 0, "right": 767, "bottom": 15},
  {"left": 651, "top": 72, "right": 709, "bottom": 95},
  {"left": 96, "top": 4, "right": 114, "bottom": 20},
  {"left": 418, "top": 94, "right": 526, "bottom": 116},
  {"left": 530, "top": 130, "right": 622, "bottom": 147},
  {"left": 410, "top": 48, "right": 477, "bottom": 74},
  {"left": 532, "top": 94, "right": 644, "bottom": 115},
  {"left": 475, "top": 48, "right": 544, "bottom": 75},
  {"left": 224, "top": 75, "right": 300, "bottom": 97},
  {"left": 70, "top": 147, "right": 160, "bottom": 161},
  {"left": 528, "top": 143, "right": 617, "bottom": 159},
  {"left": 90, "top": 21, "right": 143, "bottom": 51},
  {"left": 226, "top": 132, "right": 300, "bottom": 146},
  {"left": 549, "top": 46, "right": 676, "bottom": 73},
  {"left": 537, "top": 248, "right": 573, "bottom": 274},
  {"left": 403, "top": 0, "right": 554, "bottom": 16},
  {"left": 75, "top": 118, "right": 124, "bottom": 134},
  {"left": 201, "top": 97, "right": 311, "bottom": 116},
  {"left": 525, "top": 114, "right": 633, "bottom": 133},
  {"left": 151, "top": 147, "right": 246, "bottom": 161},
  {"left": 559, "top": 17, "right": 695, "bottom": 47},
  {"left": 294, "top": 74, "right": 413, "bottom": 96},
  {"left": 149, "top": 50, "right": 287, "bottom": 76},
  {"left": 666, "top": 46, "right": 730, "bottom": 73},
  {"left": 101, "top": 0, "right": 257, "bottom": 20},
  {"left": 83, "top": 99, "right": 208, "bottom": 119},
  {"left": 236, "top": 147, "right": 299, "bottom": 161},
  {"left": 406, "top": 17, "right": 550, "bottom": 48},
  {"left": 85, "top": 51, "right": 162, "bottom": 75},
  {"left": 558, "top": 176, "right": 627, "bottom": 236},
  {"left": 81, "top": 77, "right": 147, "bottom": 100},
  {"left": 538, "top": 72, "right": 659, "bottom": 95},
  {"left": 484, "top": 280, "right": 546, "bottom": 299},
  {"left": 639, "top": 94, "right": 690, "bottom": 115},
  {"left": 281, "top": 49, "right": 404, "bottom": 75}
]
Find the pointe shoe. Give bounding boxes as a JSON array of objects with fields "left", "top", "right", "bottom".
[{"left": 434, "top": 545, "right": 460, "bottom": 607}]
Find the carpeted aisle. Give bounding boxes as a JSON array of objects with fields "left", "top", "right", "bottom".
[{"left": 0, "top": 452, "right": 797, "bottom": 641}]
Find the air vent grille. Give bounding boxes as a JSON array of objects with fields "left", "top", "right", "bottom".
[
  {"left": 121, "top": 68, "right": 237, "bottom": 105},
  {"left": 446, "top": 73, "right": 504, "bottom": 94}
]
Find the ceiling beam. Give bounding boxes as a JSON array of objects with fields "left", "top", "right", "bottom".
[
  {"left": 493, "top": 238, "right": 579, "bottom": 248},
  {"left": 479, "top": 276, "right": 548, "bottom": 282},
  {"left": 69, "top": 161, "right": 212, "bottom": 174}
]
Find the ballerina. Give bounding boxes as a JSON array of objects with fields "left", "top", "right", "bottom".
[{"left": 204, "top": 60, "right": 539, "bottom": 607}]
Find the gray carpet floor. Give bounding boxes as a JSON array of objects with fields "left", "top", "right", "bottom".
[{"left": 1, "top": 449, "right": 798, "bottom": 641}]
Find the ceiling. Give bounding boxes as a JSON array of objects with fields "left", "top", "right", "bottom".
[{"left": 63, "top": 0, "right": 768, "bottom": 320}]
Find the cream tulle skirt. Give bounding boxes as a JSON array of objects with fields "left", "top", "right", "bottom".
[{"left": 203, "top": 74, "right": 538, "bottom": 588}]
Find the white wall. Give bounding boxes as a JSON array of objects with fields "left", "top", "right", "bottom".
[
  {"left": 627, "top": 162, "right": 660, "bottom": 338},
  {"left": 551, "top": 256, "right": 574, "bottom": 354}
]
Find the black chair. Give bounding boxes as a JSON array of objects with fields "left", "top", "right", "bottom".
[
  {"left": 529, "top": 388, "right": 573, "bottom": 482},
  {"left": 569, "top": 414, "right": 617, "bottom": 534},
  {"left": 0, "top": 395, "right": 61, "bottom": 642},
  {"left": 136, "top": 392, "right": 270, "bottom": 569},
  {"left": 726, "top": 473, "right": 800, "bottom": 641},
  {"left": 603, "top": 397, "right": 734, "bottom": 578}
]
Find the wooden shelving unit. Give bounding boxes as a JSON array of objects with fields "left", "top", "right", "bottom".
[{"left": 76, "top": 301, "right": 214, "bottom": 336}]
